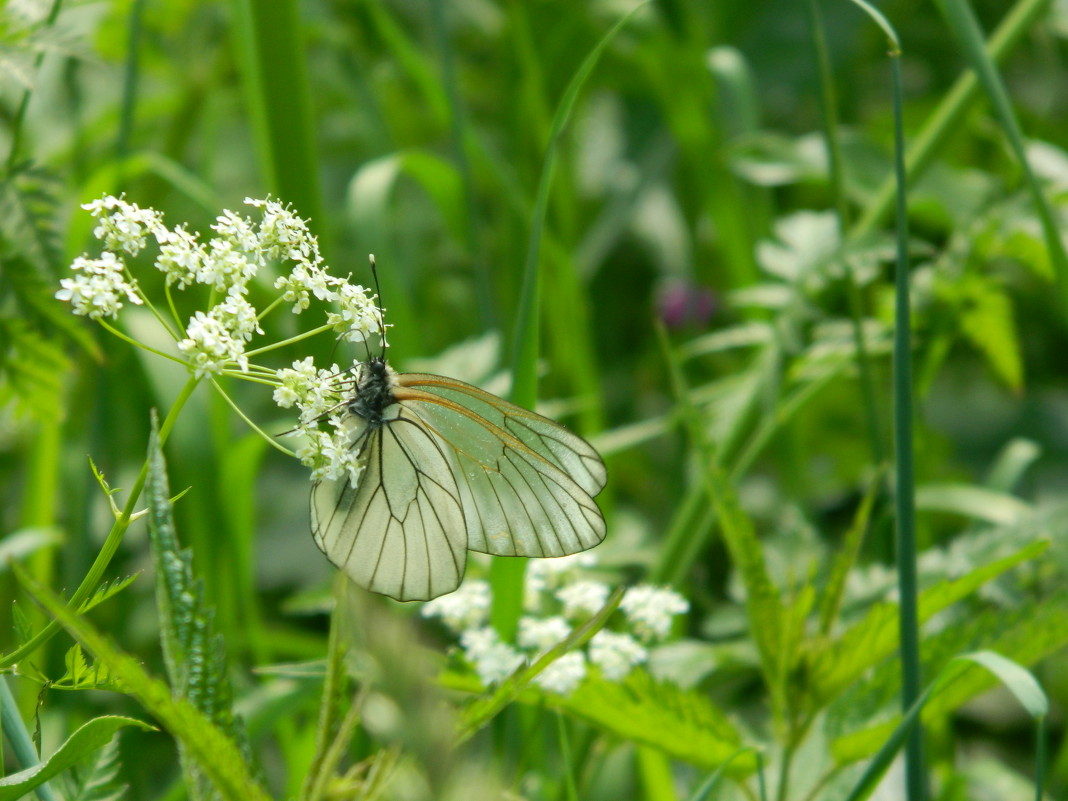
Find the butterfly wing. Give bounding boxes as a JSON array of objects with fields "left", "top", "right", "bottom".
[
  {"left": 310, "top": 405, "right": 468, "bottom": 601},
  {"left": 394, "top": 373, "right": 607, "bottom": 558}
]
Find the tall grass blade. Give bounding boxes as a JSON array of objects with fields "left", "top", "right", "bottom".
[
  {"left": 492, "top": 2, "right": 651, "bottom": 638},
  {"left": 934, "top": 0, "right": 1068, "bottom": 315},
  {"left": 230, "top": 0, "right": 322, "bottom": 226}
]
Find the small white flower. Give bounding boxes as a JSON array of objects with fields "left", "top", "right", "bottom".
[
  {"left": 154, "top": 226, "right": 205, "bottom": 289},
  {"left": 589, "top": 630, "right": 647, "bottom": 681},
  {"left": 176, "top": 292, "right": 264, "bottom": 378},
  {"left": 215, "top": 291, "right": 263, "bottom": 341},
  {"left": 534, "top": 651, "right": 586, "bottom": 695},
  {"left": 276, "top": 362, "right": 352, "bottom": 427},
  {"left": 273, "top": 357, "right": 321, "bottom": 408},
  {"left": 556, "top": 580, "right": 610, "bottom": 618},
  {"left": 82, "top": 195, "right": 165, "bottom": 256},
  {"left": 294, "top": 425, "right": 363, "bottom": 484},
  {"left": 620, "top": 585, "right": 689, "bottom": 642},
  {"left": 517, "top": 616, "right": 571, "bottom": 654},
  {"left": 421, "top": 581, "right": 492, "bottom": 632},
  {"left": 177, "top": 310, "right": 244, "bottom": 377},
  {"left": 327, "top": 283, "right": 382, "bottom": 343},
  {"left": 212, "top": 209, "right": 259, "bottom": 254},
  {"left": 245, "top": 197, "right": 319, "bottom": 263},
  {"left": 460, "top": 627, "right": 526, "bottom": 686},
  {"left": 199, "top": 239, "right": 258, "bottom": 293},
  {"left": 274, "top": 263, "right": 337, "bottom": 313},
  {"left": 55, "top": 252, "right": 143, "bottom": 319}
]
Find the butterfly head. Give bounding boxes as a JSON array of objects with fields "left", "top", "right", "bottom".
[{"left": 348, "top": 356, "right": 397, "bottom": 423}]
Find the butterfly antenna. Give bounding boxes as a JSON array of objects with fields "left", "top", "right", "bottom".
[{"left": 369, "top": 254, "right": 390, "bottom": 354}]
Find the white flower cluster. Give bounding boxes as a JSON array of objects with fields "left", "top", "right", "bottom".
[
  {"left": 57, "top": 195, "right": 383, "bottom": 384},
  {"left": 421, "top": 556, "right": 689, "bottom": 696},
  {"left": 273, "top": 357, "right": 365, "bottom": 484},
  {"left": 55, "top": 253, "right": 143, "bottom": 319}
]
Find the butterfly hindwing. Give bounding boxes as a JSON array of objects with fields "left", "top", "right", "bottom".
[{"left": 310, "top": 405, "right": 467, "bottom": 601}]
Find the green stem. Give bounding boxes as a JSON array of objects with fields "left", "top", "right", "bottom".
[
  {"left": 851, "top": 0, "right": 1051, "bottom": 239},
  {"left": 806, "top": 0, "right": 885, "bottom": 466},
  {"left": 97, "top": 318, "right": 187, "bottom": 365},
  {"left": 208, "top": 376, "right": 296, "bottom": 457},
  {"left": 889, "top": 52, "right": 925, "bottom": 801},
  {"left": 0, "top": 375, "right": 202, "bottom": 669},
  {"left": 244, "top": 323, "right": 335, "bottom": 357},
  {"left": 0, "top": 676, "right": 60, "bottom": 801}
]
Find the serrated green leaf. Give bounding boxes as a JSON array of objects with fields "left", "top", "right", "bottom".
[
  {"left": 0, "top": 715, "right": 152, "bottom": 801},
  {"left": 13, "top": 563, "right": 271, "bottom": 801},
  {"left": 11, "top": 600, "right": 33, "bottom": 647},
  {"left": 807, "top": 539, "right": 1047, "bottom": 703},
  {"left": 551, "top": 670, "right": 755, "bottom": 775},
  {"left": 0, "top": 317, "right": 70, "bottom": 421},
  {"left": 144, "top": 415, "right": 253, "bottom": 794},
  {"left": 955, "top": 276, "right": 1023, "bottom": 391},
  {"left": 69, "top": 735, "right": 127, "bottom": 801},
  {"left": 54, "top": 644, "right": 119, "bottom": 692},
  {"left": 77, "top": 574, "right": 140, "bottom": 614},
  {"left": 818, "top": 472, "right": 881, "bottom": 635},
  {"left": 830, "top": 593, "right": 1067, "bottom": 764}
]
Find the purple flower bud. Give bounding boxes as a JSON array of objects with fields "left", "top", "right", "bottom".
[{"left": 658, "top": 281, "right": 717, "bottom": 329}]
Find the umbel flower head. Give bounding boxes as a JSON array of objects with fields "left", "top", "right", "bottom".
[
  {"left": 56, "top": 194, "right": 384, "bottom": 485},
  {"left": 421, "top": 554, "right": 689, "bottom": 696}
]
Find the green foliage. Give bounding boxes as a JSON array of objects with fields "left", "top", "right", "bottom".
[
  {"left": 144, "top": 415, "right": 256, "bottom": 799},
  {"left": 0, "top": 716, "right": 152, "bottom": 801},
  {"left": 3, "top": 0, "right": 1068, "bottom": 799}
]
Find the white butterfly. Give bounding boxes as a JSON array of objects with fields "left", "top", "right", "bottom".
[{"left": 310, "top": 356, "right": 607, "bottom": 601}]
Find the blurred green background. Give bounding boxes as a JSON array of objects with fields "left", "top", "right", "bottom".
[{"left": 4, "top": 0, "right": 1068, "bottom": 798}]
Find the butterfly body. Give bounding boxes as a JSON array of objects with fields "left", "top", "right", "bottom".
[
  {"left": 347, "top": 356, "right": 397, "bottom": 424},
  {"left": 311, "top": 357, "right": 607, "bottom": 601}
]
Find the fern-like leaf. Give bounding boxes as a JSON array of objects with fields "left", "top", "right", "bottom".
[{"left": 69, "top": 735, "right": 127, "bottom": 801}]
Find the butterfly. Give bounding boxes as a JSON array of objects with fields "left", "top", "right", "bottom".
[{"left": 310, "top": 354, "right": 607, "bottom": 601}]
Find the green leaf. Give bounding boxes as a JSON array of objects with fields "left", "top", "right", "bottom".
[
  {"left": 914, "top": 483, "right": 1032, "bottom": 526},
  {"left": 935, "top": 0, "right": 1068, "bottom": 316},
  {"left": 0, "top": 716, "right": 152, "bottom": 801},
  {"left": 831, "top": 593, "right": 1066, "bottom": 764},
  {"left": 77, "top": 574, "right": 140, "bottom": 615},
  {"left": 0, "top": 526, "right": 62, "bottom": 569},
  {"left": 952, "top": 275, "right": 1023, "bottom": 391},
  {"left": 68, "top": 734, "right": 127, "bottom": 801},
  {"left": 13, "top": 563, "right": 272, "bottom": 801},
  {"left": 551, "top": 670, "right": 754, "bottom": 775},
  {"left": 53, "top": 645, "right": 119, "bottom": 692},
  {"left": 144, "top": 414, "right": 253, "bottom": 793},
  {"left": 807, "top": 539, "right": 1047, "bottom": 703},
  {"left": 818, "top": 472, "right": 881, "bottom": 635}
]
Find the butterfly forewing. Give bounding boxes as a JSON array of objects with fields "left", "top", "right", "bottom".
[
  {"left": 310, "top": 405, "right": 467, "bottom": 601},
  {"left": 393, "top": 376, "right": 607, "bottom": 558},
  {"left": 397, "top": 373, "right": 607, "bottom": 496}
]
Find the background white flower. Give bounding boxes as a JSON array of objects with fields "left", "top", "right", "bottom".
[
  {"left": 535, "top": 652, "right": 586, "bottom": 695},
  {"left": 589, "top": 630, "right": 647, "bottom": 680},
  {"left": 620, "top": 585, "right": 689, "bottom": 642},
  {"left": 422, "top": 581, "right": 492, "bottom": 632},
  {"left": 556, "top": 580, "right": 610, "bottom": 618},
  {"left": 460, "top": 627, "right": 526, "bottom": 686},
  {"left": 517, "top": 615, "right": 571, "bottom": 654}
]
